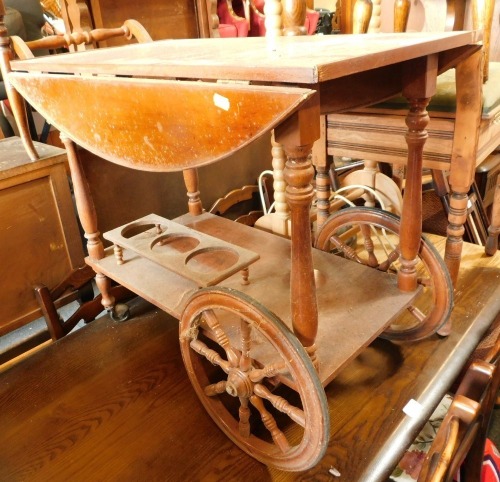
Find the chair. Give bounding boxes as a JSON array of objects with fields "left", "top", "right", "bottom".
[
  {"left": 417, "top": 314, "right": 500, "bottom": 481},
  {"left": 209, "top": 184, "right": 263, "bottom": 225},
  {"left": 3, "top": 0, "right": 152, "bottom": 161},
  {"left": 0, "top": 1, "right": 50, "bottom": 139},
  {"left": 0, "top": 1, "right": 151, "bottom": 342},
  {"left": 246, "top": 0, "right": 319, "bottom": 36},
  {"left": 216, "top": 0, "right": 249, "bottom": 37},
  {"left": 325, "top": 0, "right": 500, "bottom": 277}
]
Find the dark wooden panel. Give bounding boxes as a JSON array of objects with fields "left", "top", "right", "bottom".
[{"left": 0, "top": 138, "right": 84, "bottom": 334}]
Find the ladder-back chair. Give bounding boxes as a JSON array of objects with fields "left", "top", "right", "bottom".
[
  {"left": 417, "top": 315, "right": 500, "bottom": 481},
  {"left": 0, "top": 1, "right": 152, "bottom": 331},
  {"left": 326, "top": 0, "right": 500, "bottom": 272}
]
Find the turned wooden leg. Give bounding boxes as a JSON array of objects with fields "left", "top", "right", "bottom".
[
  {"left": 183, "top": 168, "right": 203, "bottom": 215},
  {"left": 60, "top": 132, "right": 115, "bottom": 313},
  {"left": 445, "top": 48, "right": 483, "bottom": 283},
  {"left": 313, "top": 115, "right": 331, "bottom": 232},
  {"left": 0, "top": 18, "right": 38, "bottom": 160},
  {"left": 398, "top": 54, "right": 438, "bottom": 293},
  {"left": 485, "top": 173, "right": 500, "bottom": 256},
  {"left": 271, "top": 131, "right": 291, "bottom": 235},
  {"left": 283, "top": 143, "right": 318, "bottom": 368},
  {"left": 315, "top": 162, "right": 331, "bottom": 231},
  {"left": 398, "top": 97, "right": 431, "bottom": 292}
]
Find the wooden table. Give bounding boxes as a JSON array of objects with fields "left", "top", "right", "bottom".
[
  {"left": 5, "top": 31, "right": 486, "bottom": 471},
  {"left": 0, "top": 237, "right": 499, "bottom": 481}
]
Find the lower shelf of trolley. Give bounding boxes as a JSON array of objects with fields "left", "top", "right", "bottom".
[{"left": 87, "top": 212, "right": 420, "bottom": 388}]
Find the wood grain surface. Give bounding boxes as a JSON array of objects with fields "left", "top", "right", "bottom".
[{"left": 1, "top": 237, "right": 499, "bottom": 481}]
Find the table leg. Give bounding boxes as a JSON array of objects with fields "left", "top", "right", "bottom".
[
  {"left": 183, "top": 168, "right": 203, "bottom": 216},
  {"left": 398, "top": 55, "right": 437, "bottom": 292},
  {"left": 485, "top": 173, "right": 500, "bottom": 256},
  {"left": 445, "top": 48, "right": 483, "bottom": 283},
  {"left": 60, "top": 133, "right": 115, "bottom": 313},
  {"left": 275, "top": 96, "right": 320, "bottom": 369},
  {"left": 283, "top": 143, "right": 318, "bottom": 368}
]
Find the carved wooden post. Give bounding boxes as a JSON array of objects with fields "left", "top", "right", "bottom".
[
  {"left": 282, "top": 0, "right": 307, "bottom": 36},
  {"left": 314, "top": 116, "right": 330, "bottom": 231},
  {"left": 485, "top": 174, "right": 500, "bottom": 256},
  {"left": 261, "top": 1, "right": 287, "bottom": 235},
  {"left": 398, "top": 55, "right": 437, "bottom": 292},
  {"left": 264, "top": 0, "right": 283, "bottom": 37},
  {"left": 446, "top": 48, "right": 483, "bottom": 283},
  {"left": 472, "top": 0, "right": 494, "bottom": 81},
  {"left": 352, "top": 0, "right": 372, "bottom": 33},
  {"left": 196, "top": 0, "right": 220, "bottom": 38},
  {"left": 275, "top": 95, "right": 321, "bottom": 370},
  {"left": 261, "top": 0, "right": 307, "bottom": 236},
  {"left": 0, "top": 7, "right": 38, "bottom": 160},
  {"left": 183, "top": 168, "right": 204, "bottom": 215},
  {"left": 367, "top": 0, "right": 381, "bottom": 33},
  {"left": 271, "top": 131, "right": 290, "bottom": 234},
  {"left": 60, "top": 132, "right": 115, "bottom": 313},
  {"left": 394, "top": 0, "right": 410, "bottom": 32}
]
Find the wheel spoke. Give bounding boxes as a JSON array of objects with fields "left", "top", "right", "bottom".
[
  {"left": 239, "top": 397, "right": 251, "bottom": 437},
  {"left": 417, "top": 276, "right": 432, "bottom": 288},
  {"left": 249, "top": 361, "right": 288, "bottom": 382},
  {"left": 377, "top": 247, "right": 400, "bottom": 272},
  {"left": 360, "top": 224, "right": 379, "bottom": 267},
  {"left": 203, "top": 309, "right": 240, "bottom": 366},
  {"left": 250, "top": 395, "right": 290, "bottom": 453},
  {"left": 330, "top": 235, "right": 364, "bottom": 264},
  {"left": 315, "top": 207, "right": 453, "bottom": 341},
  {"left": 407, "top": 305, "right": 426, "bottom": 323},
  {"left": 190, "top": 339, "right": 231, "bottom": 373},
  {"left": 254, "top": 384, "right": 305, "bottom": 427},
  {"left": 240, "top": 319, "right": 252, "bottom": 372},
  {"left": 204, "top": 380, "right": 227, "bottom": 396}
]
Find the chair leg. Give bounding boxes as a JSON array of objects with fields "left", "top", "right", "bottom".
[
  {"left": 432, "top": 170, "right": 490, "bottom": 246},
  {"left": 485, "top": 172, "right": 500, "bottom": 256},
  {"left": 34, "top": 285, "right": 65, "bottom": 340},
  {"left": 35, "top": 267, "right": 135, "bottom": 341}
]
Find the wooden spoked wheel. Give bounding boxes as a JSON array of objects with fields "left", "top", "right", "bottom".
[
  {"left": 180, "top": 287, "right": 329, "bottom": 472},
  {"left": 315, "top": 207, "right": 453, "bottom": 341}
]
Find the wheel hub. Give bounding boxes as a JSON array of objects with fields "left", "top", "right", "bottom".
[{"left": 226, "top": 369, "right": 253, "bottom": 398}]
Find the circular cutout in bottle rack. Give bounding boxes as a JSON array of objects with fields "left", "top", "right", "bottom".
[{"left": 104, "top": 214, "right": 259, "bottom": 286}]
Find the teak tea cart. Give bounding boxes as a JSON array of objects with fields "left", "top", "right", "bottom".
[{"left": 5, "top": 31, "right": 485, "bottom": 470}]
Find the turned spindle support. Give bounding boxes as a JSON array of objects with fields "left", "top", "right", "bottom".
[
  {"left": 0, "top": 7, "right": 38, "bottom": 160},
  {"left": 485, "top": 174, "right": 500, "bottom": 256},
  {"left": 183, "top": 168, "right": 204, "bottom": 216},
  {"left": 275, "top": 95, "right": 321, "bottom": 370},
  {"left": 60, "top": 132, "right": 115, "bottom": 313},
  {"left": 398, "top": 55, "right": 437, "bottom": 292},
  {"left": 445, "top": 48, "right": 483, "bottom": 283}
]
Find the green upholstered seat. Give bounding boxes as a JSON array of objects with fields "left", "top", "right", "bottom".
[{"left": 373, "top": 62, "right": 500, "bottom": 117}]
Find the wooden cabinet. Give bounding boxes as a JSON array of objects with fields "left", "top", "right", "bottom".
[{"left": 0, "top": 137, "right": 84, "bottom": 334}]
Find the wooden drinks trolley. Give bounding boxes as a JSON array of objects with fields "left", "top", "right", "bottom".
[{"left": 7, "top": 31, "right": 483, "bottom": 471}]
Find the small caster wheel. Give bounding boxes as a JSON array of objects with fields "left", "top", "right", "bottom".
[
  {"left": 110, "top": 303, "right": 130, "bottom": 322},
  {"left": 315, "top": 207, "right": 454, "bottom": 341},
  {"left": 180, "top": 287, "right": 329, "bottom": 472}
]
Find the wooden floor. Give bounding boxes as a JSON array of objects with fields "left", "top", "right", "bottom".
[{"left": 1, "top": 237, "right": 499, "bottom": 482}]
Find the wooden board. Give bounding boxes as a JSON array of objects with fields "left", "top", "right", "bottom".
[
  {"left": 1, "top": 237, "right": 499, "bottom": 481},
  {"left": 89, "top": 213, "right": 420, "bottom": 386},
  {"left": 0, "top": 137, "right": 84, "bottom": 334},
  {"left": 103, "top": 214, "right": 260, "bottom": 287},
  {"left": 10, "top": 32, "right": 481, "bottom": 84}
]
